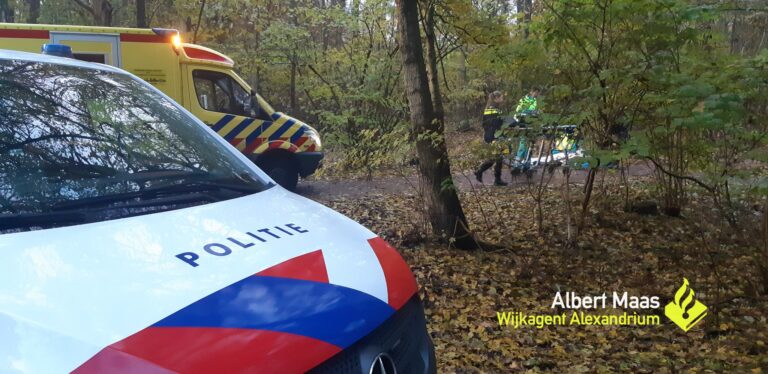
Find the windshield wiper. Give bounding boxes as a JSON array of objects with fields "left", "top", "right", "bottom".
[
  {"left": 0, "top": 210, "right": 88, "bottom": 231},
  {"left": 50, "top": 178, "right": 262, "bottom": 211},
  {"left": 0, "top": 175, "right": 264, "bottom": 232},
  {"left": 0, "top": 191, "right": 226, "bottom": 232}
]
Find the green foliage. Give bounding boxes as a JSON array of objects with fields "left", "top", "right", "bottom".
[
  {"left": 7, "top": 0, "right": 766, "bottom": 217},
  {"left": 179, "top": 0, "right": 412, "bottom": 174},
  {"left": 500, "top": 0, "right": 768, "bottom": 217}
]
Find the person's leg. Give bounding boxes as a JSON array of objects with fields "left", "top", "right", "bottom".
[
  {"left": 475, "top": 158, "right": 494, "bottom": 182},
  {"left": 493, "top": 155, "right": 507, "bottom": 186}
]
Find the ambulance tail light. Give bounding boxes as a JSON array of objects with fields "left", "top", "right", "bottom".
[{"left": 182, "top": 45, "right": 234, "bottom": 65}]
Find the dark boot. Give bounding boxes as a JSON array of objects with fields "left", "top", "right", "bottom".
[
  {"left": 493, "top": 159, "right": 506, "bottom": 186},
  {"left": 476, "top": 159, "right": 494, "bottom": 183},
  {"left": 475, "top": 170, "right": 483, "bottom": 183}
]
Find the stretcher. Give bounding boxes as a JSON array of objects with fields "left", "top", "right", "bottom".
[{"left": 499, "top": 123, "right": 584, "bottom": 175}]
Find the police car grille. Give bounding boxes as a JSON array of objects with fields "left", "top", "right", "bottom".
[{"left": 309, "top": 295, "right": 432, "bottom": 374}]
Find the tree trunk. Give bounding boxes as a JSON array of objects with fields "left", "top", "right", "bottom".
[
  {"left": 328, "top": 0, "right": 344, "bottom": 47},
  {"left": 578, "top": 168, "right": 597, "bottom": 234},
  {"left": 290, "top": 58, "right": 297, "bottom": 113},
  {"left": 563, "top": 151, "right": 573, "bottom": 247},
  {"left": 192, "top": 0, "right": 206, "bottom": 43},
  {"left": 395, "top": 0, "right": 477, "bottom": 249},
  {"left": 136, "top": 0, "right": 146, "bottom": 27},
  {"left": 456, "top": 47, "right": 473, "bottom": 131},
  {"left": 760, "top": 198, "right": 768, "bottom": 295},
  {"left": 93, "top": 0, "right": 113, "bottom": 26},
  {"left": 0, "top": 0, "right": 13, "bottom": 23},
  {"left": 288, "top": 0, "right": 299, "bottom": 113},
  {"left": 421, "top": 0, "right": 444, "bottom": 123},
  {"left": 26, "top": 0, "right": 40, "bottom": 23},
  {"left": 516, "top": 0, "right": 533, "bottom": 39},
  {"left": 70, "top": 0, "right": 112, "bottom": 26},
  {"left": 762, "top": 198, "right": 768, "bottom": 259}
]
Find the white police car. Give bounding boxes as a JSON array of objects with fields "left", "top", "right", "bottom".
[{"left": 0, "top": 48, "right": 435, "bottom": 373}]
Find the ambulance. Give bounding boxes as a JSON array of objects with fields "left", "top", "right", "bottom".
[
  {"left": 0, "top": 50, "right": 435, "bottom": 373},
  {"left": 0, "top": 23, "right": 322, "bottom": 191}
]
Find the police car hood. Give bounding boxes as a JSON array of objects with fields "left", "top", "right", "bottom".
[{"left": 0, "top": 187, "right": 417, "bottom": 373}]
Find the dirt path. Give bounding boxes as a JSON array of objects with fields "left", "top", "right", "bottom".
[{"left": 296, "top": 163, "right": 654, "bottom": 199}]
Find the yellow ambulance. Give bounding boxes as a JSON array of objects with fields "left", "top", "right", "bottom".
[{"left": 0, "top": 23, "right": 322, "bottom": 190}]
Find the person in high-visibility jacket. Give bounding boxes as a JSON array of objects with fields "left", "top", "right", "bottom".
[
  {"left": 513, "top": 88, "right": 540, "bottom": 166},
  {"left": 475, "top": 91, "right": 508, "bottom": 186},
  {"left": 515, "top": 89, "right": 539, "bottom": 118}
]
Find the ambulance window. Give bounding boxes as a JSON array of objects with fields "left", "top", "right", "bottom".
[
  {"left": 73, "top": 53, "right": 107, "bottom": 64},
  {"left": 192, "top": 70, "right": 250, "bottom": 116},
  {"left": 232, "top": 81, "right": 251, "bottom": 114}
]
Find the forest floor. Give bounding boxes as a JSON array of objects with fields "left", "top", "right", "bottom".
[
  {"left": 298, "top": 126, "right": 653, "bottom": 200},
  {"left": 295, "top": 162, "right": 653, "bottom": 200},
  {"left": 300, "top": 128, "right": 768, "bottom": 373}
]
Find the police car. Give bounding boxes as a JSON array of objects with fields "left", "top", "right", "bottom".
[{"left": 0, "top": 48, "right": 436, "bottom": 373}]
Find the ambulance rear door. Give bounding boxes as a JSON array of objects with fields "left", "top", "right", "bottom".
[
  {"left": 50, "top": 32, "right": 120, "bottom": 66},
  {"left": 119, "top": 34, "right": 182, "bottom": 103}
]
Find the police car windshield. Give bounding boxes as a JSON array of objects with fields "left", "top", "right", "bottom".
[{"left": 0, "top": 58, "right": 271, "bottom": 233}]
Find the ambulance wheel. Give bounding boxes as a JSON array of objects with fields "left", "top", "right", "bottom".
[{"left": 257, "top": 155, "right": 299, "bottom": 191}]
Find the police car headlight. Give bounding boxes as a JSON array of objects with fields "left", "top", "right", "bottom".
[{"left": 306, "top": 128, "right": 322, "bottom": 149}]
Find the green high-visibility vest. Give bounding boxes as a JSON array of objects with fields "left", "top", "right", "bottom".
[{"left": 515, "top": 95, "right": 537, "bottom": 115}]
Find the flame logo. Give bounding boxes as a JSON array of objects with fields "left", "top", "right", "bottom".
[
  {"left": 673, "top": 278, "right": 697, "bottom": 319},
  {"left": 665, "top": 278, "right": 708, "bottom": 332}
]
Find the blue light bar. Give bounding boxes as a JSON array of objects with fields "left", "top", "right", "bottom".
[{"left": 41, "top": 44, "right": 74, "bottom": 58}]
